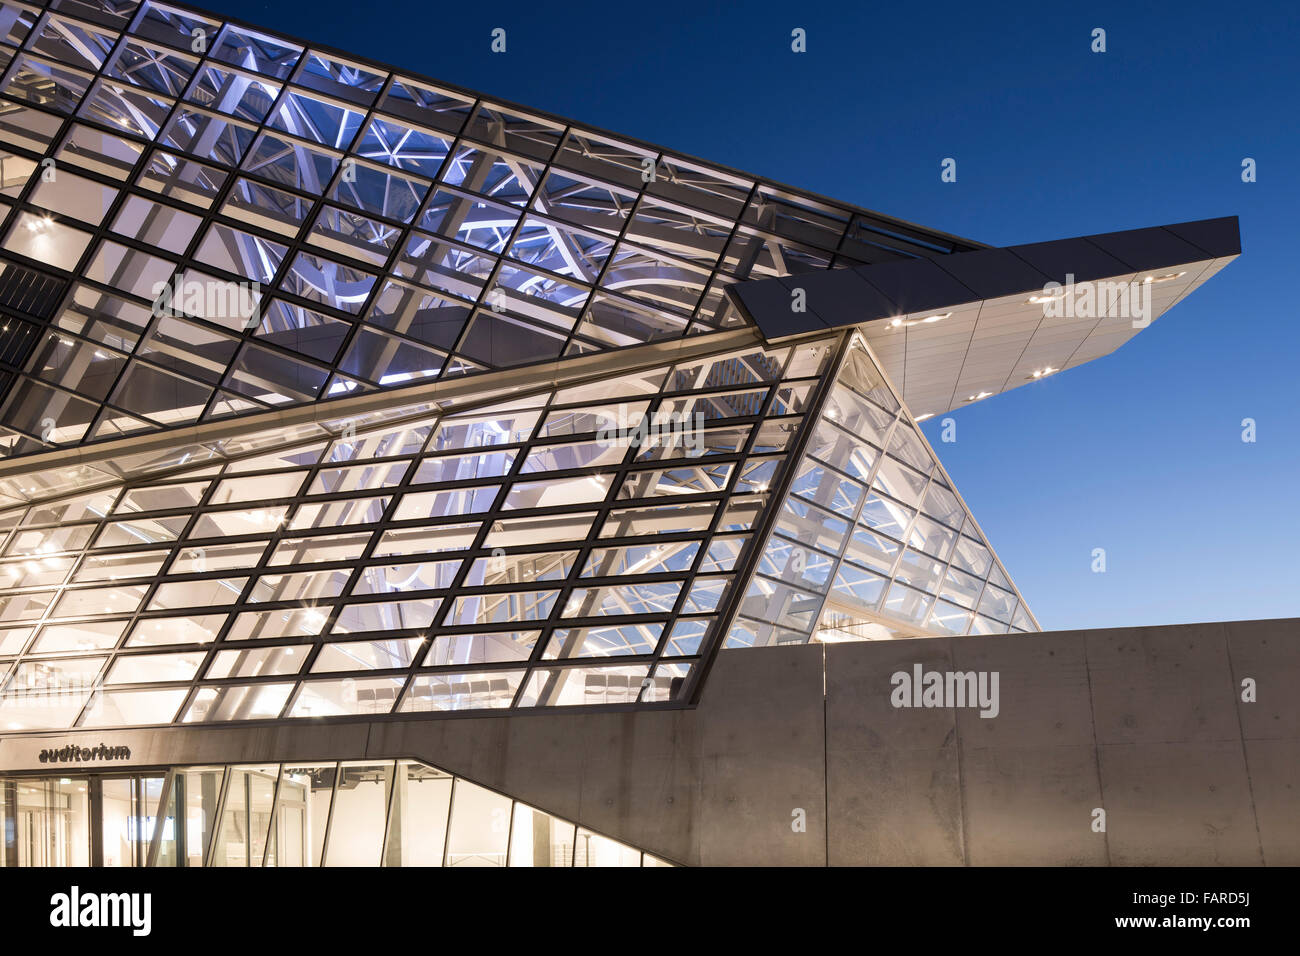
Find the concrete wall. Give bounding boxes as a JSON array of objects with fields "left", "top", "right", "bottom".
[{"left": 2, "top": 617, "right": 1296, "bottom": 865}]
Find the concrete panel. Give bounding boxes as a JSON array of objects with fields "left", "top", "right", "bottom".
[
  {"left": 1098, "top": 740, "right": 1262, "bottom": 866},
  {"left": 697, "top": 643, "right": 827, "bottom": 866},
  {"left": 826, "top": 745, "right": 964, "bottom": 866},
  {"left": 825, "top": 637, "right": 964, "bottom": 865},
  {"left": 1241, "top": 737, "right": 1300, "bottom": 865},
  {"left": 1085, "top": 623, "right": 1240, "bottom": 745},
  {"left": 572, "top": 711, "right": 703, "bottom": 865},
  {"left": 951, "top": 631, "right": 1106, "bottom": 865},
  {"left": 958, "top": 745, "right": 1107, "bottom": 865},
  {"left": 1, "top": 616, "right": 1296, "bottom": 866},
  {"left": 1226, "top": 617, "right": 1300, "bottom": 740},
  {"left": 951, "top": 630, "right": 1096, "bottom": 749}
]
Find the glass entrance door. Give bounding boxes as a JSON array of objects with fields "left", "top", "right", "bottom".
[
  {"left": 98, "top": 774, "right": 174, "bottom": 867},
  {"left": 0, "top": 778, "right": 91, "bottom": 866}
]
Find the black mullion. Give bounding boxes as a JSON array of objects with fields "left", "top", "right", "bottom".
[
  {"left": 0, "top": 86, "right": 83, "bottom": 427},
  {"left": 512, "top": 369, "right": 721, "bottom": 701},
  {"left": 390, "top": 407, "right": 551, "bottom": 712},
  {"left": 388, "top": 387, "right": 596, "bottom": 710},
  {"left": 307, "top": 79, "right": 470, "bottom": 399},
  {"left": 192, "top": 0, "right": 976, "bottom": 260},
  {"left": 549, "top": 141, "right": 654, "bottom": 359},
  {"left": 680, "top": 331, "right": 851, "bottom": 704},
  {"left": 635, "top": 373, "right": 786, "bottom": 698},
  {"left": 192, "top": 55, "right": 363, "bottom": 424},
  {"left": 41, "top": 5, "right": 226, "bottom": 440},
  {"left": 437, "top": 119, "right": 568, "bottom": 366},
  {"left": 156, "top": 452, "right": 271, "bottom": 724},
  {"left": 312, "top": 101, "right": 478, "bottom": 381},
  {"left": 69, "top": 445, "right": 228, "bottom": 727},
  {"left": 270, "top": 400, "right": 442, "bottom": 718},
  {"left": 639, "top": 180, "right": 757, "bottom": 336}
]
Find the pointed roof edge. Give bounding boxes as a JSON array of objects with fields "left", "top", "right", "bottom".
[{"left": 729, "top": 216, "right": 1241, "bottom": 338}]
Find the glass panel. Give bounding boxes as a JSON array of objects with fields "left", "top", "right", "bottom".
[
  {"left": 381, "top": 760, "right": 452, "bottom": 867},
  {"left": 142, "top": 774, "right": 177, "bottom": 867},
  {"left": 323, "top": 761, "right": 393, "bottom": 867},
  {"left": 0, "top": 778, "right": 91, "bottom": 866},
  {"left": 574, "top": 828, "right": 642, "bottom": 867},
  {"left": 209, "top": 770, "right": 247, "bottom": 866},
  {"left": 267, "top": 765, "right": 309, "bottom": 867},
  {"left": 508, "top": 803, "right": 575, "bottom": 867},
  {"left": 248, "top": 765, "right": 277, "bottom": 867},
  {"left": 99, "top": 777, "right": 138, "bottom": 867},
  {"left": 278, "top": 763, "right": 336, "bottom": 867},
  {"left": 444, "top": 779, "right": 510, "bottom": 867},
  {"left": 180, "top": 766, "right": 223, "bottom": 867}
]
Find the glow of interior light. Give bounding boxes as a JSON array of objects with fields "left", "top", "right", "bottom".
[
  {"left": 891, "top": 312, "right": 952, "bottom": 329},
  {"left": 814, "top": 630, "right": 863, "bottom": 643},
  {"left": 25, "top": 215, "right": 53, "bottom": 233}
]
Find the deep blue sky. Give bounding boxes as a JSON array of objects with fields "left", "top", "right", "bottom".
[{"left": 210, "top": 0, "right": 1298, "bottom": 630}]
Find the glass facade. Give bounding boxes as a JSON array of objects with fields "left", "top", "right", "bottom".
[
  {"left": 0, "top": 336, "right": 839, "bottom": 729},
  {"left": 0, "top": 757, "right": 668, "bottom": 866},
  {"left": 731, "top": 335, "right": 1038, "bottom": 646},
  {"left": 0, "top": 0, "right": 1038, "bottom": 738},
  {"left": 0, "top": 0, "right": 980, "bottom": 464}
]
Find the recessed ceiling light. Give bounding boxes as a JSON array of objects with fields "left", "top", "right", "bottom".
[
  {"left": 965, "top": 391, "right": 992, "bottom": 402},
  {"left": 890, "top": 312, "right": 952, "bottom": 329},
  {"left": 914, "top": 413, "right": 935, "bottom": 422},
  {"left": 1142, "top": 272, "right": 1186, "bottom": 283},
  {"left": 1029, "top": 366, "right": 1058, "bottom": 379}
]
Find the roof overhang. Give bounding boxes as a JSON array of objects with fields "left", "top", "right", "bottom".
[{"left": 727, "top": 217, "right": 1240, "bottom": 416}]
